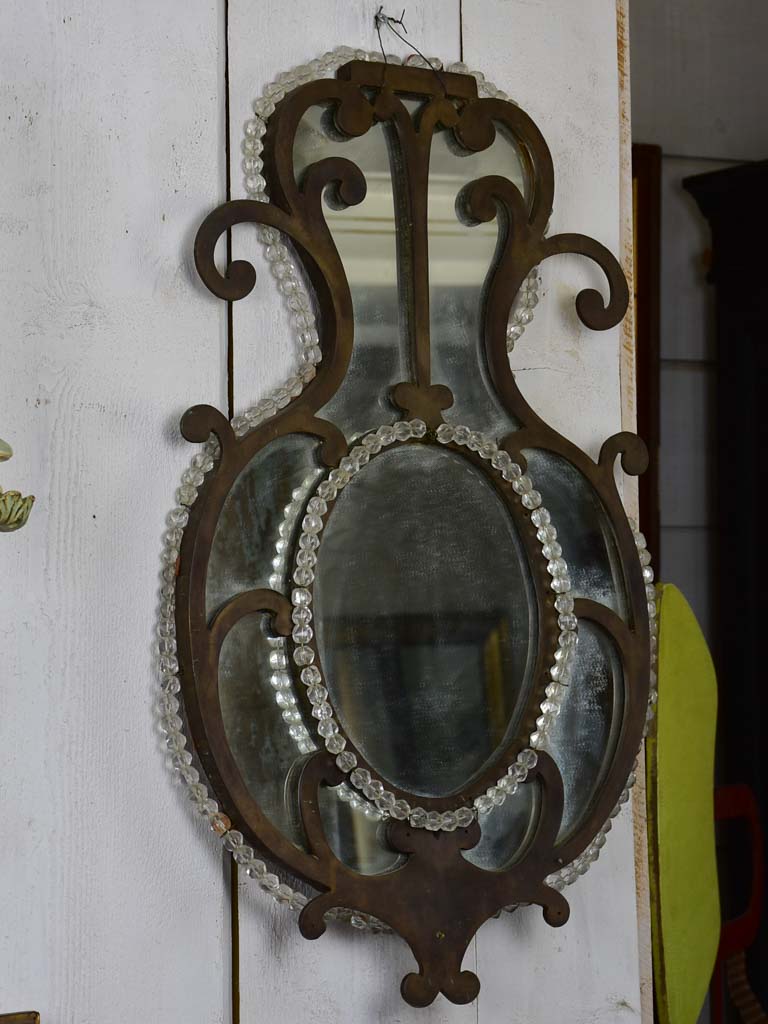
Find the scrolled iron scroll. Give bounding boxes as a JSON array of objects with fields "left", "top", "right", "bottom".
[{"left": 176, "top": 59, "right": 650, "bottom": 1007}]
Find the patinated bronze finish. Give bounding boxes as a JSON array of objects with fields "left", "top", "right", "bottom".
[{"left": 177, "top": 60, "right": 648, "bottom": 1007}]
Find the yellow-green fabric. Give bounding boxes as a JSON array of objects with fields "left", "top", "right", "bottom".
[{"left": 647, "top": 584, "right": 720, "bottom": 1024}]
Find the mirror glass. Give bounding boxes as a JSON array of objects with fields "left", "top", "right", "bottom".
[
  {"left": 523, "top": 449, "right": 628, "bottom": 619},
  {"left": 547, "top": 620, "right": 624, "bottom": 841},
  {"left": 200, "top": 85, "right": 625, "bottom": 883},
  {"left": 292, "top": 101, "right": 532, "bottom": 440},
  {"left": 314, "top": 443, "right": 538, "bottom": 798},
  {"left": 428, "top": 119, "right": 530, "bottom": 436},
  {"left": 294, "top": 105, "right": 404, "bottom": 437}
]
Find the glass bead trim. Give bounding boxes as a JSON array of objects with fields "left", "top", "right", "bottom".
[
  {"left": 282, "top": 418, "right": 577, "bottom": 831},
  {"left": 156, "top": 46, "right": 658, "bottom": 926}
]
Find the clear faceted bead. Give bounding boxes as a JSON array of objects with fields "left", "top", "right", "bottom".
[
  {"left": 293, "top": 646, "right": 314, "bottom": 666},
  {"left": 393, "top": 794, "right": 411, "bottom": 819},
  {"left": 491, "top": 450, "right": 511, "bottom": 472},
  {"left": 391, "top": 799, "right": 410, "bottom": 820},
  {"left": 350, "top": 768, "right": 371, "bottom": 789},
  {"left": 336, "top": 751, "right": 357, "bottom": 772},
  {"left": 376, "top": 790, "right": 396, "bottom": 811},
  {"left": 325, "top": 734, "right": 346, "bottom": 754},
  {"left": 474, "top": 795, "right": 493, "bottom": 815},
  {"left": 292, "top": 624, "right": 312, "bottom": 644},
  {"left": 269, "top": 649, "right": 289, "bottom": 669},
  {"left": 441, "top": 811, "right": 458, "bottom": 831},
  {"left": 302, "top": 514, "right": 322, "bottom": 534},
  {"left": 518, "top": 748, "right": 538, "bottom": 769},
  {"left": 328, "top": 468, "right": 349, "bottom": 488},
  {"left": 317, "top": 480, "right": 337, "bottom": 502},
  {"left": 306, "top": 683, "right": 327, "bottom": 704}
]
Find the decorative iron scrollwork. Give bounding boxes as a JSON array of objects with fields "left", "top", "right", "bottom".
[{"left": 174, "top": 59, "right": 649, "bottom": 1007}]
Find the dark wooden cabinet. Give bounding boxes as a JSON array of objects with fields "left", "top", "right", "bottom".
[{"left": 685, "top": 160, "right": 768, "bottom": 1012}]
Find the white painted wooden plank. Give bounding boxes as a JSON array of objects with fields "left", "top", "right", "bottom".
[
  {"left": 617, "top": 4, "right": 653, "bottom": 1017},
  {"left": 630, "top": 0, "right": 768, "bottom": 161},
  {"left": 475, "top": 821, "right": 642, "bottom": 1024},
  {"left": 464, "top": 1, "right": 643, "bottom": 1020},
  {"left": 0, "top": 0, "right": 228, "bottom": 1019},
  {"left": 659, "top": 157, "right": 735, "bottom": 362},
  {"left": 466, "top": 0, "right": 623, "bottom": 465},
  {"left": 236, "top": 883, "right": 483, "bottom": 1024}
]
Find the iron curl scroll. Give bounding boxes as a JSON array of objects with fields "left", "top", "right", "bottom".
[{"left": 176, "top": 58, "right": 651, "bottom": 1009}]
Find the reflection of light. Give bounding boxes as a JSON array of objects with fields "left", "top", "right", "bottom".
[
  {"left": 268, "top": 482, "right": 316, "bottom": 757},
  {"left": 267, "top": 476, "right": 381, "bottom": 819}
]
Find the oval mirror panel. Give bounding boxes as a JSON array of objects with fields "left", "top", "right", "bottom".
[{"left": 313, "top": 442, "right": 538, "bottom": 798}]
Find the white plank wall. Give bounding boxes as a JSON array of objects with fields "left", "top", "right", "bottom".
[
  {"left": 465, "top": 4, "right": 642, "bottom": 1022},
  {"left": 1, "top": 0, "right": 644, "bottom": 1021},
  {"left": 0, "top": 0, "right": 229, "bottom": 1020}
]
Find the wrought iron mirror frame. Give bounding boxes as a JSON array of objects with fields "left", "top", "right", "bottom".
[{"left": 172, "top": 58, "right": 650, "bottom": 1007}]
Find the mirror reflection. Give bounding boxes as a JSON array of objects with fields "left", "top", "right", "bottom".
[
  {"left": 314, "top": 443, "right": 538, "bottom": 798},
  {"left": 202, "top": 91, "right": 625, "bottom": 878}
]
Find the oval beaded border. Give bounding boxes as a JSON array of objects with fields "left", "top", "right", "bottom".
[{"left": 283, "top": 418, "right": 577, "bottom": 832}]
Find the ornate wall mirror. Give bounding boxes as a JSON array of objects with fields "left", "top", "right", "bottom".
[{"left": 158, "top": 47, "right": 656, "bottom": 1007}]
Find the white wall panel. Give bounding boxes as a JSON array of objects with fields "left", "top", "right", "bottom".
[
  {"left": 464, "top": 0, "right": 624, "bottom": 464},
  {"left": 0, "top": 0, "right": 228, "bottom": 1019},
  {"left": 630, "top": 0, "right": 768, "bottom": 161}
]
